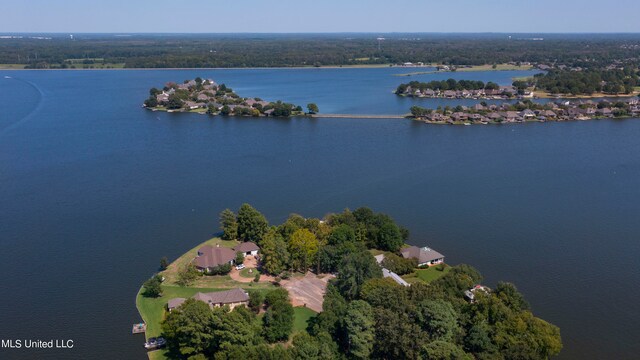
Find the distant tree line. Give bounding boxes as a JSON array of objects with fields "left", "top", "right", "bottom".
[{"left": 3, "top": 34, "right": 639, "bottom": 69}]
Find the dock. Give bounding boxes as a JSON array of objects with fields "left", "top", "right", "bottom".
[
  {"left": 309, "top": 113, "right": 407, "bottom": 119},
  {"left": 132, "top": 323, "right": 146, "bottom": 334}
]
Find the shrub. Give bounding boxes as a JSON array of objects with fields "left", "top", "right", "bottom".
[
  {"left": 176, "top": 264, "right": 201, "bottom": 286},
  {"left": 142, "top": 275, "right": 163, "bottom": 298},
  {"left": 205, "top": 263, "right": 232, "bottom": 276}
]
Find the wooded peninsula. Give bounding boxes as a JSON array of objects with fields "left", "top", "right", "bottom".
[{"left": 137, "top": 204, "right": 562, "bottom": 360}]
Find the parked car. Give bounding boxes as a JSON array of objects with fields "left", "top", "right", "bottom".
[{"left": 235, "top": 264, "right": 246, "bottom": 270}]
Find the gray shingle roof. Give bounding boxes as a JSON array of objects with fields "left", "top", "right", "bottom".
[
  {"left": 233, "top": 242, "right": 259, "bottom": 253},
  {"left": 193, "top": 245, "right": 235, "bottom": 269},
  {"left": 401, "top": 245, "right": 445, "bottom": 264}
]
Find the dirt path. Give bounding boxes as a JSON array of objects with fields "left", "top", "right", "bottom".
[{"left": 281, "top": 272, "right": 334, "bottom": 312}]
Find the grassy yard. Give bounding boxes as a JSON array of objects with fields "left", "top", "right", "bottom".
[
  {"left": 402, "top": 265, "right": 451, "bottom": 284},
  {"left": 0, "top": 64, "right": 27, "bottom": 69},
  {"left": 136, "top": 236, "right": 278, "bottom": 360},
  {"left": 239, "top": 267, "right": 256, "bottom": 278},
  {"left": 293, "top": 306, "right": 317, "bottom": 333},
  {"left": 161, "top": 237, "right": 238, "bottom": 286}
]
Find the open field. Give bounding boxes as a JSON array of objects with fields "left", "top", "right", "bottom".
[
  {"left": 402, "top": 265, "right": 451, "bottom": 284},
  {"left": 293, "top": 306, "right": 317, "bottom": 333},
  {"left": 0, "top": 64, "right": 26, "bottom": 69}
]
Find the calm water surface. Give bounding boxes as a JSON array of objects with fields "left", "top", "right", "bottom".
[{"left": 1, "top": 68, "right": 639, "bottom": 359}]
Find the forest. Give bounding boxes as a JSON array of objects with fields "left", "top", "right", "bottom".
[
  {"left": 2, "top": 33, "right": 639, "bottom": 69},
  {"left": 531, "top": 68, "right": 639, "bottom": 95},
  {"left": 152, "top": 204, "right": 562, "bottom": 360}
]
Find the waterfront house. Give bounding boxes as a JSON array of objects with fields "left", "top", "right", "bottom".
[
  {"left": 521, "top": 109, "right": 536, "bottom": 119},
  {"left": 443, "top": 90, "right": 456, "bottom": 98},
  {"left": 505, "top": 111, "right": 520, "bottom": 122},
  {"left": 487, "top": 112, "right": 502, "bottom": 121},
  {"left": 168, "top": 288, "right": 250, "bottom": 311},
  {"left": 596, "top": 108, "right": 612, "bottom": 117},
  {"left": 233, "top": 242, "right": 259, "bottom": 257},
  {"left": 423, "top": 89, "right": 435, "bottom": 97},
  {"left": 451, "top": 112, "right": 468, "bottom": 122},
  {"left": 193, "top": 245, "right": 236, "bottom": 272},
  {"left": 184, "top": 101, "right": 202, "bottom": 110},
  {"left": 400, "top": 246, "right": 445, "bottom": 267},
  {"left": 156, "top": 93, "right": 169, "bottom": 103}
]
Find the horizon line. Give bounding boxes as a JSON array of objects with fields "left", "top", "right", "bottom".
[{"left": 2, "top": 31, "right": 640, "bottom": 35}]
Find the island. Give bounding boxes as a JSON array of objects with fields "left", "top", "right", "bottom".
[
  {"left": 395, "top": 79, "right": 524, "bottom": 100},
  {"left": 408, "top": 98, "right": 640, "bottom": 125},
  {"left": 136, "top": 204, "right": 562, "bottom": 360},
  {"left": 143, "top": 78, "right": 309, "bottom": 117}
]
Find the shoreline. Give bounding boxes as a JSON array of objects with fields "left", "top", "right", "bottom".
[
  {"left": 411, "top": 115, "right": 638, "bottom": 125},
  {"left": 0, "top": 64, "right": 396, "bottom": 71}
]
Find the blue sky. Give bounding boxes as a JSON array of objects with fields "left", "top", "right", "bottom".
[{"left": 2, "top": 0, "right": 639, "bottom": 33}]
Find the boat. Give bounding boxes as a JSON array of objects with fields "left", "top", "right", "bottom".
[
  {"left": 144, "top": 337, "right": 167, "bottom": 350},
  {"left": 4, "top": 76, "right": 11, "bottom": 79}
]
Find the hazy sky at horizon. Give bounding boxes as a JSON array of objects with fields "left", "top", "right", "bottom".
[{"left": 2, "top": 0, "right": 639, "bottom": 33}]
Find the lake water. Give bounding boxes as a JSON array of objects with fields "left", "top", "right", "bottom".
[{"left": 1, "top": 67, "right": 639, "bottom": 359}]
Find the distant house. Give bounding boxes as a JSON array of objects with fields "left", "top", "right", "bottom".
[
  {"left": 382, "top": 268, "right": 410, "bottom": 287},
  {"left": 168, "top": 288, "right": 250, "bottom": 311},
  {"left": 464, "top": 285, "right": 491, "bottom": 303},
  {"left": 193, "top": 245, "right": 236, "bottom": 271},
  {"left": 400, "top": 246, "right": 445, "bottom": 267},
  {"left": 184, "top": 101, "right": 202, "bottom": 110},
  {"left": 233, "top": 242, "right": 259, "bottom": 257},
  {"left": 521, "top": 109, "right": 536, "bottom": 119}
]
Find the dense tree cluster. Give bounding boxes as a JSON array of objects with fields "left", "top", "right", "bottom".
[
  {"left": 532, "top": 68, "right": 639, "bottom": 95},
  {"left": 4, "top": 33, "right": 640, "bottom": 69},
  {"left": 161, "top": 288, "right": 295, "bottom": 359},
  {"left": 309, "top": 265, "right": 562, "bottom": 360}
]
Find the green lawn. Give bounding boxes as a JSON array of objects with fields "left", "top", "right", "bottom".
[
  {"left": 402, "top": 265, "right": 451, "bottom": 284},
  {"left": 293, "top": 306, "right": 317, "bottom": 333},
  {"left": 239, "top": 267, "right": 256, "bottom": 278},
  {"left": 0, "top": 64, "right": 27, "bottom": 69}
]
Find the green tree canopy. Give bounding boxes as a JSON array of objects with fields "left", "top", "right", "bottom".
[
  {"left": 219, "top": 209, "right": 238, "bottom": 240},
  {"left": 260, "top": 229, "right": 290, "bottom": 275},
  {"left": 142, "top": 275, "right": 163, "bottom": 298},
  {"left": 288, "top": 228, "right": 319, "bottom": 272},
  {"left": 307, "top": 103, "right": 319, "bottom": 114},
  {"left": 334, "top": 249, "right": 382, "bottom": 300},
  {"left": 237, "top": 203, "right": 269, "bottom": 243},
  {"left": 344, "top": 300, "right": 375, "bottom": 359}
]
